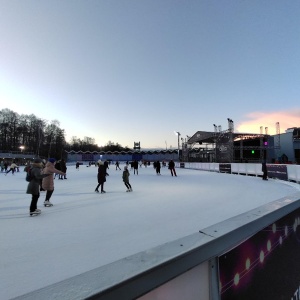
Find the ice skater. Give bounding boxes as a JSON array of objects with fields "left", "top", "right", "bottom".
[
  {"left": 95, "top": 161, "right": 109, "bottom": 193},
  {"left": 42, "top": 158, "right": 66, "bottom": 207},
  {"left": 122, "top": 165, "right": 132, "bottom": 192},
  {"left": 5, "top": 161, "right": 18, "bottom": 175},
  {"left": 168, "top": 160, "right": 177, "bottom": 177},
  {"left": 155, "top": 160, "right": 161, "bottom": 175},
  {"left": 26, "top": 158, "right": 50, "bottom": 216}
]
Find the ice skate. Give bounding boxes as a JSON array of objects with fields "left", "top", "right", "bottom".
[
  {"left": 30, "top": 209, "right": 41, "bottom": 216},
  {"left": 101, "top": 190, "right": 106, "bottom": 193},
  {"left": 44, "top": 200, "right": 53, "bottom": 207}
]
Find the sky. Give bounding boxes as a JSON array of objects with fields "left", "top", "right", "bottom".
[
  {"left": 1, "top": 0, "right": 300, "bottom": 149},
  {"left": 1, "top": 163, "right": 300, "bottom": 299}
]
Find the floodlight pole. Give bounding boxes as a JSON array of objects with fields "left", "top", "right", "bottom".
[{"left": 176, "top": 132, "right": 181, "bottom": 161}]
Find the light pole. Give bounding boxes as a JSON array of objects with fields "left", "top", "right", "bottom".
[{"left": 175, "top": 131, "right": 181, "bottom": 161}]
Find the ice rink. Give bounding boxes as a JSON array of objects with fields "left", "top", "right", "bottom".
[{"left": 1, "top": 163, "right": 300, "bottom": 299}]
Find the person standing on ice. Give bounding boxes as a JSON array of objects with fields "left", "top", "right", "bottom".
[
  {"left": 115, "top": 161, "right": 121, "bottom": 170},
  {"left": 168, "top": 160, "right": 177, "bottom": 177},
  {"left": 155, "top": 160, "right": 161, "bottom": 175},
  {"left": 262, "top": 159, "right": 268, "bottom": 180},
  {"left": 42, "top": 158, "right": 66, "bottom": 207},
  {"left": 95, "top": 161, "right": 109, "bottom": 193},
  {"left": 133, "top": 160, "right": 139, "bottom": 175},
  {"left": 122, "top": 165, "right": 132, "bottom": 192},
  {"left": 26, "top": 158, "right": 51, "bottom": 216}
]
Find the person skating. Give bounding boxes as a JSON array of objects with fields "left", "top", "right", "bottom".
[
  {"left": 168, "top": 160, "right": 177, "bottom": 177},
  {"left": 133, "top": 160, "right": 139, "bottom": 175},
  {"left": 122, "top": 165, "right": 132, "bottom": 192},
  {"left": 42, "top": 158, "right": 66, "bottom": 207},
  {"left": 60, "top": 159, "right": 67, "bottom": 179},
  {"left": 26, "top": 158, "right": 50, "bottom": 216},
  {"left": 5, "top": 162, "right": 18, "bottom": 175},
  {"left": 115, "top": 161, "right": 121, "bottom": 170},
  {"left": 262, "top": 159, "right": 268, "bottom": 180},
  {"left": 155, "top": 160, "right": 161, "bottom": 175},
  {"left": 95, "top": 161, "right": 109, "bottom": 193}
]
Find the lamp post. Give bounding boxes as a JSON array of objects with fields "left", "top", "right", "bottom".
[{"left": 175, "top": 131, "right": 181, "bottom": 161}]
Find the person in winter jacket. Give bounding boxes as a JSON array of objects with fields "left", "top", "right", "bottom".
[
  {"left": 59, "top": 159, "right": 67, "bottom": 179},
  {"left": 168, "top": 160, "right": 177, "bottom": 177},
  {"left": 122, "top": 165, "right": 132, "bottom": 192},
  {"left": 155, "top": 161, "right": 161, "bottom": 175},
  {"left": 5, "top": 162, "right": 18, "bottom": 175},
  {"left": 133, "top": 160, "right": 139, "bottom": 175},
  {"left": 95, "top": 161, "right": 109, "bottom": 193},
  {"left": 26, "top": 158, "right": 50, "bottom": 216},
  {"left": 262, "top": 160, "right": 268, "bottom": 180},
  {"left": 42, "top": 158, "right": 66, "bottom": 206}
]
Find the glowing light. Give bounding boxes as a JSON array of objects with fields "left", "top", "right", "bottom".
[
  {"left": 279, "top": 236, "right": 283, "bottom": 245},
  {"left": 234, "top": 273, "right": 240, "bottom": 286},
  {"left": 267, "top": 240, "right": 271, "bottom": 251},
  {"left": 285, "top": 226, "right": 288, "bottom": 237},
  {"left": 272, "top": 223, "right": 276, "bottom": 233},
  {"left": 259, "top": 250, "right": 264, "bottom": 263},
  {"left": 245, "top": 258, "right": 250, "bottom": 270}
]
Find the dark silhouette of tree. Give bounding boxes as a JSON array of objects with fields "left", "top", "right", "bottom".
[{"left": 0, "top": 108, "right": 131, "bottom": 158}]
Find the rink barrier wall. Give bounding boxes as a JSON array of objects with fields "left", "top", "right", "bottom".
[
  {"left": 178, "top": 162, "right": 300, "bottom": 183},
  {"left": 12, "top": 164, "right": 300, "bottom": 300}
]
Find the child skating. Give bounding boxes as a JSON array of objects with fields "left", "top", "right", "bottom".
[{"left": 122, "top": 165, "right": 132, "bottom": 192}]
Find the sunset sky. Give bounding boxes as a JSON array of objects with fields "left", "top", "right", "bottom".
[{"left": 0, "top": 1, "right": 299, "bottom": 149}]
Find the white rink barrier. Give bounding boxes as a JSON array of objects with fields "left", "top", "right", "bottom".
[{"left": 177, "top": 162, "right": 300, "bottom": 183}]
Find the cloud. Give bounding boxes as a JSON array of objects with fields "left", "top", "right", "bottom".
[{"left": 236, "top": 109, "right": 300, "bottom": 135}]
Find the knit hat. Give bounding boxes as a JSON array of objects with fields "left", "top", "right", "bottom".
[
  {"left": 34, "top": 158, "right": 42, "bottom": 163},
  {"left": 49, "top": 158, "right": 56, "bottom": 163}
]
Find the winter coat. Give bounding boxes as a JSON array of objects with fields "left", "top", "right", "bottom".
[
  {"left": 26, "top": 163, "right": 50, "bottom": 195},
  {"left": 42, "top": 162, "right": 65, "bottom": 191},
  {"left": 60, "top": 160, "right": 67, "bottom": 173},
  {"left": 9, "top": 163, "right": 18, "bottom": 170},
  {"left": 97, "top": 165, "right": 108, "bottom": 184},
  {"left": 168, "top": 160, "right": 175, "bottom": 169},
  {"left": 122, "top": 170, "right": 130, "bottom": 183}
]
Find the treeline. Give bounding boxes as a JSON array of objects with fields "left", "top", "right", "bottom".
[{"left": 0, "top": 108, "right": 131, "bottom": 158}]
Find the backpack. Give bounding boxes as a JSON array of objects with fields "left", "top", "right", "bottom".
[{"left": 25, "top": 166, "right": 33, "bottom": 182}]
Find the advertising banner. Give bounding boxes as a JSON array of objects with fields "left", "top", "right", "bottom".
[
  {"left": 267, "top": 164, "right": 288, "bottom": 181},
  {"left": 219, "top": 207, "right": 300, "bottom": 300},
  {"left": 216, "top": 133, "right": 232, "bottom": 163},
  {"left": 219, "top": 163, "right": 231, "bottom": 173}
]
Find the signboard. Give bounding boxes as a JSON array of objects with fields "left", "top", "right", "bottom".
[
  {"left": 267, "top": 164, "right": 288, "bottom": 181},
  {"left": 216, "top": 133, "right": 233, "bottom": 163},
  {"left": 219, "top": 207, "right": 300, "bottom": 299},
  {"left": 219, "top": 163, "right": 231, "bottom": 173}
]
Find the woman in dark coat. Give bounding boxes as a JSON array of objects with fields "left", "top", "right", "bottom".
[
  {"left": 26, "top": 158, "right": 50, "bottom": 216},
  {"left": 59, "top": 159, "right": 67, "bottom": 179},
  {"left": 95, "top": 161, "right": 109, "bottom": 193}
]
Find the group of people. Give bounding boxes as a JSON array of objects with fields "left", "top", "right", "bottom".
[
  {"left": 95, "top": 159, "right": 177, "bottom": 194},
  {"left": 95, "top": 160, "right": 133, "bottom": 193},
  {"left": 26, "top": 158, "right": 66, "bottom": 216}
]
